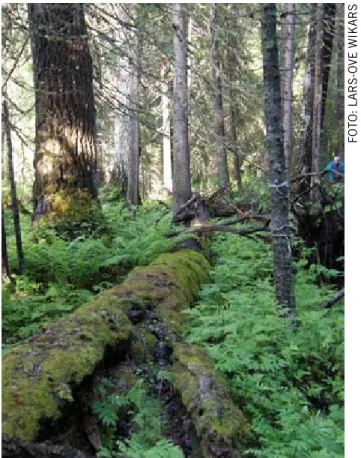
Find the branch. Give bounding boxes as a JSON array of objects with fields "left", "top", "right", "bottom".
[
  {"left": 166, "top": 221, "right": 270, "bottom": 238},
  {"left": 322, "top": 289, "right": 344, "bottom": 309}
]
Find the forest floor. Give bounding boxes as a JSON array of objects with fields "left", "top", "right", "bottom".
[{"left": 2, "top": 185, "right": 344, "bottom": 458}]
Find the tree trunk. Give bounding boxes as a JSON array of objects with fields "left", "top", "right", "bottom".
[
  {"left": 211, "top": 3, "right": 230, "bottom": 189},
  {"left": 3, "top": 99, "right": 25, "bottom": 275},
  {"left": 226, "top": 7, "right": 242, "bottom": 191},
  {"left": 28, "top": 4, "right": 98, "bottom": 220},
  {"left": 127, "top": 22, "right": 141, "bottom": 206},
  {"left": 261, "top": 3, "right": 295, "bottom": 317},
  {"left": 2, "top": 205, "right": 11, "bottom": 283},
  {"left": 320, "top": 3, "right": 336, "bottom": 132},
  {"left": 161, "top": 56, "right": 172, "bottom": 195},
  {"left": 172, "top": 4, "right": 192, "bottom": 214},
  {"left": 335, "top": 4, "right": 344, "bottom": 154},
  {"left": 312, "top": 4, "right": 324, "bottom": 190},
  {"left": 297, "top": 4, "right": 317, "bottom": 193},
  {"left": 112, "top": 4, "right": 131, "bottom": 193},
  {"left": 281, "top": 4, "right": 295, "bottom": 179}
]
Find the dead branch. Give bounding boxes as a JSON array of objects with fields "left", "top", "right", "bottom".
[
  {"left": 166, "top": 221, "right": 270, "bottom": 238},
  {"left": 322, "top": 289, "right": 344, "bottom": 309}
]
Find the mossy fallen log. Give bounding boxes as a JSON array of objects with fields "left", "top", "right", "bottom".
[
  {"left": 172, "top": 343, "right": 249, "bottom": 458},
  {"left": 3, "top": 244, "right": 249, "bottom": 457},
  {"left": 2, "top": 248, "right": 210, "bottom": 443}
]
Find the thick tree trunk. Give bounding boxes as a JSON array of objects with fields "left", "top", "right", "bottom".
[
  {"left": 261, "top": 3, "right": 295, "bottom": 317},
  {"left": 28, "top": 4, "right": 98, "bottom": 220},
  {"left": 161, "top": 56, "right": 172, "bottom": 194},
  {"left": 281, "top": 4, "right": 295, "bottom": 179},
  {"left": 211, "top": 3, "right": 230, "bottom": 189},
  {"left": 172, "top": 4, "right": 192, "bottom": 214},
  {"left": 127, "top": 24, "right": 141, "bottom": 206},
  {"left": 3, "top": 99, "right": 25, "bottom": 274},
  {"left": 297, "top": 4, "right": 317, "bottom": 193}
]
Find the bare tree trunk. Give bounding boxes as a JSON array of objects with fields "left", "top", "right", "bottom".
[
  {"left": 127, "top": 24, "right": 141, "bottom": 206},
  {"left": 261, "top": 3, "right": 295, "bottom": 317},
  {"left": 281, "top": 4, "right": 295, "bottom": 179},
  {"left": 3, "top": 99, "right": 25, "bottom": 274},
  {"left": 2, "top": 205, "right": 11, "bottom": 283},
  {"left": 211, "top": 3, "right": 230, "bottom": 189},
  {"left": 297, "top": 4, "right": 317, "bottom": 193},
  {"left": 320, "top": 3, "right": 336, "bottom": 131},
  {"left": 226, "top": 7, "right": 242, "bottom": 191},
  {"left": 312, "top": 4, "right": 324, "bottom": 191},
  {"left": 112, "top": 4, "right": 131, "bottom": 193},
  {"left": 335, "top": 4, "right": 344, "bottom": 154},
  {"left": 172, "top": 4, "right": 192, "bottom": 214},
  {"left": 28, "top": 4, "right": 98, "bottom": 220},
  {"left": 161, "top": 56, "right": 172, "bottom": 195}
]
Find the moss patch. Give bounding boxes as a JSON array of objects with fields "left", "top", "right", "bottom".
[
  {"left": 171, "top": 343, "right": 249, "bottom": 458},
  {"left": 2, "top": 242, "right": 211, "bottom": 442},
  {"left": 2, "top": 296, "right": 133, "bottom": 441}
]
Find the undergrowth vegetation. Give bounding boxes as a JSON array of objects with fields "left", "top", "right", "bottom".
[
  {"left": 90, "top": 377, "right": 184, "bottom": 458},
  {"left": 186, "top": 233, "right": 344, "bottom": 458},
  {"left": 2, "top": 188, "right": 175, "bottom": 349}
]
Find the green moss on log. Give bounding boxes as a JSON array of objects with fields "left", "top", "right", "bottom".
[
  {"left": 2, "top": 244, "right": 211, "bottom": 442},
  {"left": 171, "top": 343, "right": 249, "bottom": 458},
  {"left": 2, "top": 296, "right": 133, "bottom": 441}
]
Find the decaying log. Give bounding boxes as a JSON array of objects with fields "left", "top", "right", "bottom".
[
  {"left": 2, "top": 435, "right": 95, "bottom": 458},
  {"left": 172, "top": 344, "right": 249, "bottom": 458},
  {"left": 3, "top": 240, "right": 248, "bottom": 457}
]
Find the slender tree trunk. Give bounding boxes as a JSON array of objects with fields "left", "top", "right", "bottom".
[
  {"left": 226, "top": 7, "right": 242, "bottom": 191},
  {"left": 172, "top": 4, "right": 192, "bottom": 214},
  {"left": 312, "top": 4, "right": 324, "bottom": 190},
  {"left": 261, "top": 3, "right": 295, "bottom": 317},
  {"left": 112, "top": 4, "right": 131, "bottom": 193},
  {"left": 211, "top": 3, "right": 230, "bottom": 189},
  {"left": 2, "top": 205, "right": 11, "bottom": 283},
  {"left": 3, "top": 99, "right": 25, "bottom": 274},
  {"left": 28, "top": 4, "right": 98, "bottom": 220},
  {"left": 335, "top": 4, "right": 344, "bottom": 154},
  {"left": 281, "top": 4, "right": 295, "bottom": 179},
  {"left": 297, "top": 5, "right": 317, "bottom": 193},
  {"left": 127, "top": 25, "right": 141, "bottom": 206},
  {"left": 161, "top": 56, "right": 172, "bottom": 194},
  {"left": 320, "top": 3, "right": 336, "bottom": 131}
]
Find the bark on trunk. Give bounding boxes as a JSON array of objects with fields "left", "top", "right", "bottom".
[
  {"left": 2, "top": 205, "right": 11, "bottom": 282},
  {"left": 226, "top": 8, "right": 242, "bottom": 191},
  {"left": 297, "top": 5, "right": 317, "bottom": 194},
  {"left": 161, "top": 56, "right": 172, "bottom": 194},
  {"left": 211, "top": 3, "right": 230, "bottom": 190},
  {"left": 112, "top": 4, "right": 131, "bottom": 192},
  {"left": 320, "top": 3, "right": 336, "bottom": 131},
  {"left": 127, "top": 21, "right": 141, "bottom": 206},
  {"left": 28, "top": 4, "right": 98, "bottom": 220},
  {"left": 335, "top": 3, "right": 344, "bottom": 154},
  {"left": 281, "top": 4, "right": 295, "bottom": 179},
  {"left": 311, "top": 4, "right": 324, "bottom": 192},
  {"left": 3, "top": 99, "right": 25, "bottom": 274},
  {"left": 172, "top": 4, "right": 192, "bottom": 214},
  {"left": 261, "top": 4, "right": 295, "bottom": 317}
]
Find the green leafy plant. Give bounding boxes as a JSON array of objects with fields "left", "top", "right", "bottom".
[{"left": 186, "top": 233, "right": 344, "bottom": 457}]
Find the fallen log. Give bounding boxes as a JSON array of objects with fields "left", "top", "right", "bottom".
[{"left": 3, "top": 242, "right": 249, "bottom": 457}]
